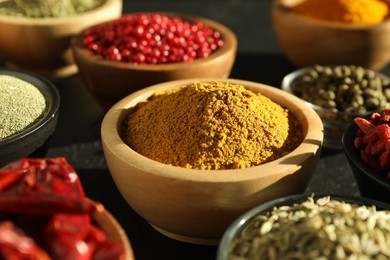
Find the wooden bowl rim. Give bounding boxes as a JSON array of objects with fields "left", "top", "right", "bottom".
[
  {"left": 0, "top": 0, "right": 121, "bottom": 25},
  {"left": 89, "top": 199, "right": 135, "bottom": 260},
  {"left": 71, "top": 12, "right": 238, "bottom": 71},
  {"left": 101, "top": 78, "right": 324, "bottom": 183},
  {"left": 273, "top": 0, "right": 390, "bottom": 30}
]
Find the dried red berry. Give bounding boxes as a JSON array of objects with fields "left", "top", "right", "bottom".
[
  {"left": 83, "top": 13, "right": 224, "bottom": 64},
  {"left": 354, "top": 110, "right": 390, "bottom": 181}
]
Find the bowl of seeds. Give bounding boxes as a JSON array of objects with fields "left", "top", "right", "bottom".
[
  {"left": 282, "top": 64, "right": 390, "bottom": 149},
  {"left": 101, "top": 78, "right": 323, "bottom": 245},
  {"left": 71, "top": 12, "right": 237, "bottom": 110},
  {"left": 0, "top": 68, "right": 60, "bottom": 168},
  {"left": 0, "top": 0, "right": 122, "bottom": 77},
  {"left": 217, "top": 194, "right": 390, "bottom": 260}
]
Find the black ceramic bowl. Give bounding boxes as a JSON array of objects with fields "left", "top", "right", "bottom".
[
  {"left": 0, "top": 69, "right": 60, "bottom": 167},
  {"left": 217, "top": 193, "right": 390, "bottom": 260},
  {"left": 342, "top": 118, "right": 390, "bottom": 203}
]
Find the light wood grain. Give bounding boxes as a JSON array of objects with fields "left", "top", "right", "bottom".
[
  {"left": 272, "top": 0, "right": 390, "bottom": 70},
  {"left": 100, "top": 78, "right": 324, "bottom": 245},
  {"left": 71, "top": 13, "right": 238, "bottom": 110},
  {"left": 0, "top": 0, "right": 122, "bottom": 77},
  {"left": 90, "top": 199, "right": 134, "bottom": 260}
]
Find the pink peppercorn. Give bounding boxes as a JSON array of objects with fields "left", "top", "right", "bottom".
[{"left": 83, "top": 13, "right": 225, "bottom": 64}]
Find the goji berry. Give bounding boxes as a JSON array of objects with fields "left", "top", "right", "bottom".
[{"left": 354, "top": 109, "right": 390, "bottom": 182}]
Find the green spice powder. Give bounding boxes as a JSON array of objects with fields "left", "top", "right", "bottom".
[
  {"left": 122, "top": 82, "right": 303, "bottom": 170},
  {"left": 0, "top": 0, "right": 105, "bottom": 18},
  {"left": 0, "top": 75, "right": 46, "bottom": 139}
]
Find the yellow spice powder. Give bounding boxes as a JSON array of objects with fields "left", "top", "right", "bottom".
[
  {"left": 292, "top": 0, "right": 389, "bottom": 25},
  {"left": 122, "top": 82, "right": 303, "bottom": 170}
]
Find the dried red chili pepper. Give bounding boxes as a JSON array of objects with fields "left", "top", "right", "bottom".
[
  {"left": 0, "top": 158, "right": 126, "bottom": 260},
  {"left": 0, "top": 221, "right": 50, "bottom": 260},
  {"left": 0, "top": 158, "right": 93, "bottom": 215},
  {"left": 44, "top": 202, "right": 124, "bottom": 260},
  {"left": 45, "top": 213, "right": 106, "bottom": 259}
]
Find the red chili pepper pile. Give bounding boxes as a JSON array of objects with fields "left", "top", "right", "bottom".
[
  {"left": 354, "top": 109, "right": 390, "bottom": 180},
  {"left": 83, "top": 13, "right": 224, "bottom": 64},
  {"left": 0, "top": 158, "right": 125, "bottom": 260}
]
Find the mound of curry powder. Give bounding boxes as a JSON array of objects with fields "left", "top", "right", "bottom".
[{"left": 122, "top": 82, "right": 303, "bottom": 170}]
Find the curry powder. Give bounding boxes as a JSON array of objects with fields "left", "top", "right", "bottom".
[
  {"left": 122, "top": 82, "right": 303, "bottom": 170},
  {"left": 292, "top": 0, "right": 389, "bottom": 25}
]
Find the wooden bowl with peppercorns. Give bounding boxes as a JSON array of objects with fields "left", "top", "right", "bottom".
[
  {"left": 101, "top": 78, "right": 323, "bottom": 245},
  {"left": 0, "top": 0, "right": 122, "bottom": 78},
  {"left": 272, "top": 0, "right": 390, "bottom": 70},
  {"left": 71, "top": 12, "right": 238, "bottom": 110}
]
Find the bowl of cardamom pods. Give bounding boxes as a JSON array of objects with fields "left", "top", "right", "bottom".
[
  {"left": 282, "top": 64, "right": 390, "bottom": 149},
  {"left": 0, "top": 0, "right": 122, "bottom": 77},
  {"left": 0, "top": 68, "right": 60, "bottom": 168},
  {"left": 272, "top": 0, "right": 390, "bottom": 70},
  {"left": 217, "top": 194, "right": 390, "bottom": 259},
  {"left": 101, "top": 78, "right": 323, "bottom": 246}
]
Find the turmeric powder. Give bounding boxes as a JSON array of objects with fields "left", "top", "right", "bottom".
[
  {"left": 122, "top": 82, "right": 303, "bottom": 170},
  {"left": 292, "top": 0, "right": 389, "bottom": 25}
]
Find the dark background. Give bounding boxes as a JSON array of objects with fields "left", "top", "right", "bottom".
[{"left": 6, "top": 1, "right": 390, "bottom": 259}]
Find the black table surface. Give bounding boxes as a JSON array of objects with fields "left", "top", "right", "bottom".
[{"left": 3, "top": 1, "right": 390, "bottom": 259}]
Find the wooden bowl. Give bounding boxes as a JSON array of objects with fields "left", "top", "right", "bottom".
[
  {"left": 0, "top": 0, "right": 122, "bottom": 77},
  {"left": 90, "top": 200, "right": 134, "bottom": 260},
  {"left": 71, "top": 13, "right": 237, "bottom": 110},
  {"left": 272, "top": 0, "right": 390, "bottom": 70},
  {"left": 100, "top": 78, "right": 323, "bottom": 245}
]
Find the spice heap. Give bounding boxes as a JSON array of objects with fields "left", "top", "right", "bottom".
[
  {"left": 290, "top": 65, "right": 390, "bottom": 122},
  {"left": 0, "top": 75, "right": 46, "bottom": 140},
  {"left": 354, "top": 109, "right": 390, "bottom": 181},
  {"left": 0, "top": 0, "right": 104, "bottom": 18},
  {"left": 122, "top": 82, "right": 303, "bottom": 170},
  {"left": 292, "top": 0, "right": 389, "bottom": 25},
  {"left": 0, "top": 158, "right": 125, "bottom": 259},
  {"left": 229, "top": 196, "right": 390, "bottom": 259},
  {"left": 83, "top": 13, "right": 224, "bottom": 64}
]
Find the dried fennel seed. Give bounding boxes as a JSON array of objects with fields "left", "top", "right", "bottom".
[
  {"left": 0, "top": 75, "right": 46, "bottom": 139},
  {"left": 0, "top": 0, "right": 105, "bottom": 18},
  {"left": 122, "top": 81, "right": 303, "bottom": 170},
  {"left": 229, "top": 196, "right": 390, "bottom": 260}
]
